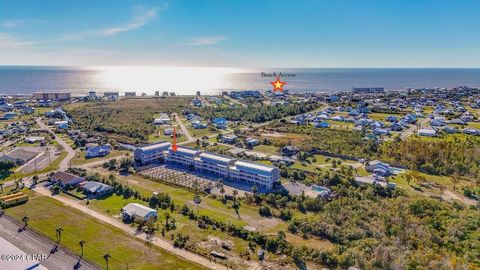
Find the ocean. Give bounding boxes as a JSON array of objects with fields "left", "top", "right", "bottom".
[{"left": 0, "top": 66, "right": 479, "bottom": 96}]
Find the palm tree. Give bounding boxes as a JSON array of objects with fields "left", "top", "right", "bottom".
[
  {"left": 103, "top": 253, "right": 111, "bottom": 270},
  {"left": 251, "top": 184, "right": 258, "bottom": 197},
  {"left": 165, "top": 212, "right": 170, "bottom": 228},
  {"left": 32, "top": 175, "right": 39, "bottom": 185},
  {"left": 79, "top": 240, "right": 86, "bottom": 259},
  {"left": 232, "top": 189, "right": 238, "bottom": 204},
  {"left": 56, "top": 227, "right": 64, "bottom": 244},
  {"left": 22, "top": 213, "right": 29, "bottom": 228},
  {"left": 220, "top": 187, "right": 225, "bottom": 200},
  {"left": 452, "top": 173, "right": 460, "bottom": 191}
]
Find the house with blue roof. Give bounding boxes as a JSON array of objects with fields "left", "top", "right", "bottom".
[
  {"left": 2, "top": 112, "right": 16, "bottom": 120},
  {"left": 348, "top": 109, "right": 360, "bottom": 116},
  {"left": 313, "top": 121, "right": 329, "bottom": 128},
  {"left": 442, "top": 126, "right": 458, "bottom": 134},
  {"left": 373, "top": 128, "right": 390, "bottom": 136},
  {"left": 385, "top": 115, "right": 398, "bottom": 122},
  {"left": 212, "top": 117, "right": 228, "bottom": 129},
  {"left": 463, "top": 128, "right": 480, "bottom": 136},
  {"left": 390, "top": 123, "right": 404, "bottom": 131},
  {"left": 326, "top": 95, "right": 339, "bottom": 103},
  {"left": 86, "top": 145, "right": 111, "bottom": 158}
]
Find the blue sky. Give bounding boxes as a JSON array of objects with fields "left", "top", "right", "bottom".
[{"left": 0, "top": 0, "right": 479, "bottom": 67}]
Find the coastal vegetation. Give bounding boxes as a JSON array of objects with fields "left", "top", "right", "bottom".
[
  {"left": 264, "top": 123, "right": 480, "bottom": 181},
  {"left": 64, "top": 97, "right": 191, "bottom": 144},
  {"left": 192, "top": 102, "right": 321, "bottom": 123},
  {"left": 378, "top": 135, "right": 480, "bottom": 179}
]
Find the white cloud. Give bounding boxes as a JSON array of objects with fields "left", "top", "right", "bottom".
[
  {"left": 0, "top": 33, "right": 36, "bottom": 48},
  {"left": 99, "top": 8, "right": 159, "bottom": 36},
  {"left": 1, "top": 19, "right": 47, "bottom": 28},
  {"left": 180, "top": 36, "right": 229, "bottom": 46}
]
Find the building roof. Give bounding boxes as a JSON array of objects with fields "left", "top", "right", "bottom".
[
  {"left": 82, "top": 181, "right": 113, "bottom": 194},
  {"left": 418, "top": 128, "right": 437, "bottom": 135},
  {"left": 122, "top": 203, "right": 156, "bottom": 218},
  {"left": 169, "top": 146, "right": 200, "bottom": 157},
  {"left": 199, "top": 152, "right": 235, "bottom": 165},
  {"left": 232, "top": 160, "right": 278, "bottom": 176},
  {"left": 52, "top": 171, "right": 82, "bottom": 184},
  {"left": 86, "top": 145, "right": 110, "bottom": 156},
  {"left": 137, "top": 141, "right": 171, "bottom": 154}
]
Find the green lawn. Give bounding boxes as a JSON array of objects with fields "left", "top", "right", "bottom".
[
  {"left": 368, "top": 112, "right": 405, "bottom": 121},
  {"left": 86, "top": 193, "right": 145, "bottom": 215},
  {"left": 148, "top": 128, "right": 188, "bottom": 144},
  {"left": 71, "top": 150, "right": 129, "bottom": 166},
  {"left": 253, "top": 145, "right": 279, "bottom": 155},
  {"left": 310, "top": 155, "right": 358, "bottom": 166},
  {"left": 6, "top": 191, "right": 206, "bottom": 270},
  {"left": 96, "top": 171, "right": 276, "bottom": 231},
  {"left": 181, "top": 119, "right": 217, "bottom": 138},
  {"left": 326, "top": 120, "right": 354, "bottom": 130}
]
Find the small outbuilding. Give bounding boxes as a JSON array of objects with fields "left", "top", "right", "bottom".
[{"left": 121, "top": 203, "right": 157, "bottom": 222}]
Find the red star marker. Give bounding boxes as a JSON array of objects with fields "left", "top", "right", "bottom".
[
  {"left": 271, "top": 76, "right": 287, "bottom": 93},
  {"left": 172, "top": 127, "right": 178, "bottom": 152}
]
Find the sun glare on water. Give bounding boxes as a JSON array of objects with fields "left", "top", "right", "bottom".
[{"left": 89, "top": 66, "right": 246, "bottom": 95}]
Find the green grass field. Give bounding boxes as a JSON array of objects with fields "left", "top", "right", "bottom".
[
  {"left": 6, "top": 191, "right": 206, "bottom": 270},
  {"left": 86, "top": 192, "right": 252, "bottom": 265},
  {"left": 71, "top": 149, "right": 129, "bottom": 166},
  {"left": 253, "top": 145, "right": 279, "bottom": 155}
]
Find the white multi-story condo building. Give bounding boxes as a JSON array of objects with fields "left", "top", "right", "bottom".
[
  {"left": 165, "top": 146, "right": 200, "bottom": 168},
  {"left": 164, "top": 146, "right": 280, "bottom": 189},
  {"left": 195, "top": 152, "right": 235, "bottom": 177},
  {"left": 229, "top": 160, "right": 280, "bottom": 189},
  {"left": 134, "top": 141, "right": 171, "bottom": 165}
]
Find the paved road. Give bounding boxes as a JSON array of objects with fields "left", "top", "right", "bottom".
[
  {"left": 35, "top": 117, "right": 76, "bottom": 171},
  {"left": 0, "top": 214, "right": 100, "bottom": 270},
  {"left": 174, "top": 113, "right": 194, "bottom": 143},
  {"left": 400, "top": 118, "right": 429, "bottom": 139},
  {"left": 33, "top": 186, "right": 228, "bottom": 270}
]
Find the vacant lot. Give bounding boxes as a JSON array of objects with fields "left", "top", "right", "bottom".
[{"left": 65, "top": 97, "right": 192, "bottom": 144}]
